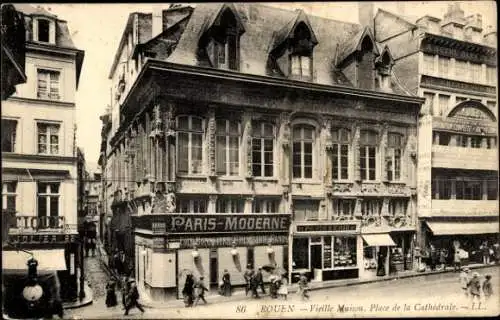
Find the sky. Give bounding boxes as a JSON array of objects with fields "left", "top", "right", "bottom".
[{"left": 34, "top": 1, "right": 497, "bottom": 167}]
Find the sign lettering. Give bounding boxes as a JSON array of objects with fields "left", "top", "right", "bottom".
[
  {"left": 296, "top": 224, "right": 358, "bottom": 233},
  {"left": 8, "top": 233, "right": 77, "bottom": 244},
  {"left": 172, "top": 234, "right": 289, "bottom": 249}
]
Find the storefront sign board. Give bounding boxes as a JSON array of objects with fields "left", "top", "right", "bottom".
[
  {"left": 295, "top": 223, "right": 359, "bottom": 233},
  {"left": 170, "top": 234, "right": 289, "bottom": 249}
]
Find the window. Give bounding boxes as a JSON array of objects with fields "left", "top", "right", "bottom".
[
  {"left": 2, "top": 182, "right": 17, "bottom": 213},
  {"left": 37, "top": 19, "right": 50, "bottom": 42},
  {"left": 456, "top": 134, "right": 468, "bottom": 148},
  {"left": 252, "top": 122, "right": 274, "bottom": 177},
  {"left": 292, "top": 125, "right": 315, "bottom": 179},
  {"left": 333, "top": 237, "right": 357, "bottom": 268},
  {"left": 470, "top": 63, "right": 482, "bottom": 83},
  {"left": 438, "top": 95, "right": 450, "bottom": 116},
  {"left": 431, "top": 178, "right": 451, "bottom": 199},
  {"left": 216, "top": 198, "right": 244, "bottom": 213},
  {"left": 470, "top": 136, "right": 482, "bottom": 148},
  {"left": 293, "top": 200, "right": 319, "bottom": 221},
  {"left": 438, "top": 57, "right": 450, "bottom": 77},
  {"left": 252, "top": 198, "right": 279, "bottom": 213},
  {"left": 486, "top": 67, "right": 496, "bottom": 85},
  {"left": 455, "top": 96, "right": 467, "bottom": 105},
  {"left": 37, "top": 122, "right": 60, "bottom": 155},
  {"left": 37, "top": 69, "right": 60, "bottom": 100},
  {"left": 423, "top": 92, "right": 435, "bottom": 115},
  {"left": 292, "top": 238, "right": 309, "bottom": 269},
  {"left": 332, "top": 199, "right": 355, "bottom": 216},
  {"left": 360, "top": 130, "right": 378, "bottom": 181},
  {"left": 1, "top": 119, "right": 17, "bottom": 152},
  {"left": 216, "top": 119, "right": 240, "bottom": 176},
  {"left": 332, "top": 127, "right": 350, "bottom": 180},
  {"left": 386, "top": 133, "right": 403, "bottom": 181},
  {"left": 37, "top": 182, "right": 60, "bottom": 218},
  {"left": 455, "top": 60, "right": 468, "bottom": 81},
  {"left": 487, "top": 137, "right": 497, "bottom": 149},
  {"left": 487, "top": 178, "right": 498, "bottom": 200},
  {"left": 177, "top": 198, "right": 207, "bottom": 213},
  {"left": 215, "top": 33, "right": 238, "bottom": 70},
  {"left": 361, "top": 199, "right": 382, "bottom": 216},
  {"left": 437, "top": 132, "right": 451, "bottom": 146},
  {"left": 177, "top": 116, "right": 203, "bottom": 175},
  {"left": 423, "top": 54, "right": 435, "bottom": 74},
  {"left": 456, "top": 179, "right": 482, "bottom": 200},
  {"left": 388, "top": 199, "right": 408, "bottom": 216},
  {"left": 290, "top": 55, "right": 311, "bottom": 78}
]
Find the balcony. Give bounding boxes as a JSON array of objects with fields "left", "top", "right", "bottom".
[
  {"left": 431, "top": 200, "right": 499, "bottom": 217},
  {"left": 8, "top": 216, "right": 76, "bottom": 234},
  {"left": 432, "top": 145, "right": 497, "bottom": 170}
]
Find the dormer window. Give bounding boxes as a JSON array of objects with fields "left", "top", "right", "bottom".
[
  {"left": 375, "top": 47, "right": 394, "bottom": 91},
  {"left": 38, "top": 19, "right": 50, "bottom": 42},
  {"left": 289, "top": 22, "right": 313, "bottom": 79},
  {"left": 34, "top": 17, "right": 55, "bottom": 44},
  {"left": 214, "top": 30, "right": 238, "bottom": 70}
]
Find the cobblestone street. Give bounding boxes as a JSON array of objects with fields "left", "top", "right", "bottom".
[{"left": 83, "top": 252, "right": 109, "bottom": 300}]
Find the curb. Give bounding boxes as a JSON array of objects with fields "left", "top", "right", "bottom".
[{"left": 63, "top": 282, "right": 94, "bottom": 310}]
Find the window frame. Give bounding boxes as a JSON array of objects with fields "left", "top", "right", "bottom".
[
  {"left": 251, "top": 121, "right": 275, "bottom": 178},
  {"left": 386, "top": 132, "right": 404, "bottom": 182},
  {"left": 216, "top": 197, "right": 244, "bottom": 213},
  {"left": 360, "top": 130, "right": 379, "bottom": 182},
  {"left": 176, "top": 115, "right": 204, "bottom": 176},
  {"left": 177, "top": 197, "right": 207, "bottom": 213},
  {"left": 36, "top": 121, "right": 61, "bottom": 155},
  {"left": 216, "top": 118, "right": 241, "bottom": 176},
  {"left": 252, "top": 198, "right": 280, "bottom": 213},
  {"left": 2, "top": 181, "right": 17, "bottom": 213},
  {"left": 37, "top": 181, "right": 61, "bottom": 218},
  {"left": 1, "top": 118, "right": 18, "bottom": 153},
  {"left": 290, "top": 54, "right": 312, "bottom": 79},
  {"left": 37, "top": 68, "right": 61, "bottom": 100},
  {"left": 331, "top": 127, "right": 351, "bottom": 181},
  {"left": 332, "top": 198, "right": 356, "bottom": 217},
  {"left": 292, "top": 123, "right": 316, "bottom": 180}
]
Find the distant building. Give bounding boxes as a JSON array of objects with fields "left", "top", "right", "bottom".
[
  {"left": 1, "top": 4, "right": 85, "bottom": 315},
  {"left": 375, "top": 3, "right": 498, "bottom": 261},
  {"left": 100, "top": 3, "right": 423, "bottom": 302}
]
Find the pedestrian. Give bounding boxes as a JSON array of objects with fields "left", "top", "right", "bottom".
[
  {"left": 468, "top": 272, "right": 481, "bottom": 302},
  {"left": 277, "top": 274, "right": 288, "bottom": 300},
  {"left": 105, "top": 280, "right": 118, "bottom": 308},
  {"left": 453, "top": 249, "right": 461, "bottom": 272},
  {"left": 193, "top": 276, "right": 208, "bottom": 306},
  {"left": 123, "top": 280, "right": 145, "bottom": 316},
  {"left": 429, "top": 244, "right": 437, "bottom": 271},
  {"left": 494, "top": 242, "right": 500, "bottom": 264},
  {"left": 250, "top": 272, "right": 260, "bottom": 299},
  {"left": 121, "top": 276, "right": 129, "bottom": 309},
  {"left": 298, "top": 272, "right": 310, "bottom": 301},
  {"left": 459, "top": 267, "right": 470, "bottom": 298},
  {"left": 482, "top": 274, "right": 493, "bottom": 301},
  {"left": 222, "top": 269, "right": 231, "bottom": 297},
  {"left": 439, "top": 248, "right": 448, "bottom": 270},
  {"left": 480, "top": 242, "right": 490, "bottom": 265},
  {"left": 182, "top": 274, "right": 195, "bottom": 307},
  {"left": 243, "top": 265, "right": 254, "bottom": 296},
  {"left": 255, "top": 267, "right": 266, "bottom": 295}
]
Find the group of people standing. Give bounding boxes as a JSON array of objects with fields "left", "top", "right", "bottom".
[
  {"left": 105, "top": 276, "right": 145, "bottom": 316},
  {"left": 182, "top": 273, "right": 209, "bottom": 307},
  {"left": 243, "top": 265, "right": 289, "bottom": 300},
  {"left": 459, "top": 267, "right": 493, "bottom": 302}
]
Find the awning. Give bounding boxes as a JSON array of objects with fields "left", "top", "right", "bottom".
[
  {"left": 2, "top": 249, "right": 66, "bottom": 272},
  {"left": 426, "top": 221, "right": 499, "bottom": 236},
  {"left": 362, "top": 234, "right": 396, "bottom": 247}
]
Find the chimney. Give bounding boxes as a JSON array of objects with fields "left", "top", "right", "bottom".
[
  {"left": 152, "top": 6, "right": 163, "bottom": 39},
  {"left": 358, "top": 2, "right": 374, "bottom": 29}
]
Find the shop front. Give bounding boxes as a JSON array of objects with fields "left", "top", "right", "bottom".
[
  {"left": 132, "top": 213, "right": 291, "bottom": 302},
  {"left": 290, "top": 221, "right": 362, "bottom": 283}
]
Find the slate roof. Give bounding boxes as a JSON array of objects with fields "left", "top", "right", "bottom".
[{"left": 336, "top": 26, "right": 380, "bottom": 67}]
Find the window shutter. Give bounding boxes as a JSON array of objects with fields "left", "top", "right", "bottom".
[{"left": 206, "top": 39, "right": 216, "bottom": 67}]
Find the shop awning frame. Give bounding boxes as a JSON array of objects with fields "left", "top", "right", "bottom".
[
  {"left": 2, "top": 249, "right": 66, "bottom": 272},
  {"left": 425, "top": 221, "right": 499, "bottom": 236},
  {"left": 362, "top": 234, "right": 396, "bottom": 247}
]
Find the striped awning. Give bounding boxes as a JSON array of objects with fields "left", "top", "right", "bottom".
[
  {"left": 426, "top": 221, "right": 499, "bottom": 236},
  {"left": 362, "top": 234, "right": 396, "bottom": 247}
]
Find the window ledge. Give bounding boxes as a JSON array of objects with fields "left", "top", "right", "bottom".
[
  {"left": 176, "top": 174, "right": 207, "bottom": 180},
  {"left": 360, "top": 181, "right": 381, "bottom": 184},
  {"left": 292, "top": 180, "right": 322, "bottom": 185},
  {"left": 218, "top": 176, "right": 244, "bottom": 182},
  {"left": 253, "top": 177, "right": 279, "bottom": 182}
]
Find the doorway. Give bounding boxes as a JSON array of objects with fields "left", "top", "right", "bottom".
[
  {"left": 209, "top": 249, "right": 218, "bottom": 289},
  {"left": 311, "top": 244, "right": 322, "bottom": 269}
]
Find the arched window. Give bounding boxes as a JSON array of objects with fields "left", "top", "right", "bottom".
[
  {"left": 293, "top": 124, "right": 315, "bottom": 179},
  {"left": 177, "top": 116, "right": 203, "bottom": 175},
  {"left": 332, "top": 127, "right": 351, "bottom": 180},
  {"left": 216, "top": 119, "right": 240, "bottom": 176},
  {"left": 360, "top": 130, "right": 378, "bottom": 181},
  {"left": 252, "top": 122, "right": 274, "bottom": 177}
]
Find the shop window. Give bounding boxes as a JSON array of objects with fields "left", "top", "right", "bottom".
[
  {"left": 332, "top": 127, "right": 350, "bottom": 180},
  {"left": 361, "top": 199, "right": 381, "bottom": 216},
  {"left": 431, "top": 178, "right": 451, "bottom": 200},
  {"left": 456, "top": 134, "right": 468, "bottom": 148},
  {"left": 487, "top": 179, "right": 498, "bottom": 200},
  {"left": 323, "top": 236, "right": 333, "bottom": 269},
  {"left": 456, "top": 179, "right": 482, "bottom": 200},
  {"left": 37, "top": 182, "right": 60, "bottom": 220},
  {"left": 423, "top": 54, "right": 435, "bottom": 75},
  {"left": 177, "top": 116, "right": 203, "bottom": 175},
  {"left": 216, "top": 119, "right": 240, "bottom": 176},
  {"left": 470, "top": 136, "right": 482, "bottom": 148},
  {"left": 360, "top": 130, "right": 378, "bottom": 181},
  {"left": 388, "top": 199, "right": 408, "bottom": 216},
  {"left": 292, "top": 238, "right": 309, "bottom": 270},
  {"left": 37, "top": 122, "right": 60, "bottom": 155},
  {"left": 293, "top": 200, "right": 319, "bottom": 221},
  {"left": 37, "top": 69, "right": 60, "bottom": 100},
  {"left": 177, "top": 198, "right": 207, "bottom": 213},
  {"left": 216, "top": 197, "right": 244, "bottom": 213},
  {"left": 332, "top": 198, "right": 355, "bottom": 217},
  {"left": 438, "top": 132, "right": 451, "bottom": 146},
  {"left": 333, "top": 237, "right": 357, "bottom": 267},
  {"left": 252, "top": 122, "right": 274, "bottom": 177},
  {"left": 2, "top": 181, "right": 17, "bottom": 213},
  {"left": 292, "top": 124, "right": 315, "bottom": 179},
  {"left": 386, "top": 133, "right": 403, "bottom": 181},
  {"left": 1, "top": 119, "right": 17, "bottom": 152},
  {"left": 252, "top": 198, "right": 279, "bottom": 213}
]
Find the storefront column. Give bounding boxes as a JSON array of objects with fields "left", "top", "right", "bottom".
[
  {"left": 244, "top": 197, "right": 253, "bottom": 213},
  {"left": 482, "top": 180, "right": 488, "bottom": 200},
  {"left": 207, "top": 195, "right": 217, "bottom": 213},
  {"left": 356, "top": 235, "right": 364, "bottom": 278}
]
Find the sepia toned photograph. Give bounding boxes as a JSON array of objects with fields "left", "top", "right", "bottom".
[{"left": 1, "top": 1, "right": 498, "bottom": 319}]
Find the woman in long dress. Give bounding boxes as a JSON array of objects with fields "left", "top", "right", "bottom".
[
  {"left": 105, "top": 280, "right": 118, "bottom": 307},
  {"left": 222, "top": 269, "right": 232, "bottom": 296},
  {"left": 277, "top": 275, "right": 288, "bottom": 300}
]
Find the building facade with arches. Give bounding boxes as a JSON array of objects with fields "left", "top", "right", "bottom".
[{"left": 375, "top": 3, "right": 498, "bottom": 264}]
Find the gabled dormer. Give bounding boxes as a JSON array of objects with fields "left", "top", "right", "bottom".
[
  {"left": 200, "top": 3, "right": 245, "bottom": 71},
  {"left": 268, "top": 10, "right": 318, "bottom": 81},
  {"left": 31, "top": 9, "right": 57, "bottom": 45},
  {"left": 374, "top": 45, "right": 395, "bottom": 92},
  {"left": 336, "top": 26, "right": 380, "bottom": 90}
]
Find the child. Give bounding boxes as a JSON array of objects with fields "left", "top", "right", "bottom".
[
  {"left": 482, "top": 274, "right": 493, "bottom": 301},
  {"left": 459, "top": 267, "right": 470, "bottom": 298},
  {"left": 468, "top": 272, "right": 481, "bottom": 302},
  {"left": 277, "top": 274, "right": 288, "bottom": 300},
  {"left": 298, "top": 272, "right": 310, "bottom": 301}
]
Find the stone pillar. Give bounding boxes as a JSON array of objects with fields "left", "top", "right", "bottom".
[
  {"left": 279, "top": 112, "right": 291, "bottom": 184},
  {"left": 322, "top": 117, "right": 333, "bottom": 220},
  {"left": 433, "top": 132, "right": 440, "bottom": 145},
  {"left": 451, "top": 179, "right": 456, "bottom": 199},
  {"left": 207, "top": 107, "right": 217, "bottom": 177},
  {"left": 164, "top": 102, "right": 176, "bottom": 182},
  {"left": 242, "top": 112, "right": 253, "bottom": 179},
  {"left": 244, "top": 196, "right": 254, "bottom": 214},
  {"left": 208, "top": 195, "right": 217, "bottom": 213}
]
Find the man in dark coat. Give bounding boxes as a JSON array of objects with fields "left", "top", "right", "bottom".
[
  {"left": 182, "top": 274, "right": 195, "bottom": 307},
  {"left": 124, "top": 280, "right": 145, "bottom": 315},
  {"left": 243, "top": 265, "right": 254, "bottom": 296},
  {"left": 193, "top": 276, "right": 209, "bottom": 306},
  {"left": 255, "top": 268, "right": 266, "bottom": 294},
  {"left": 250, "top": 273, "right": 260, "bottom": 299}
]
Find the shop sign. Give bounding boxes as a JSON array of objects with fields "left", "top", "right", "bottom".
[
  {"left": 135, "top": 214, "right": 291, "bottom": 234},
  {"left": 7, "top": 233, "right": 78, "bottom": 245},
  {"left": 172, "top": 234, "right": 289, "bottom": 249},
  {"left": 433, "top": 118, "right": 495, "bottom": 134},
  {"left": 295, "top": 223, "right": 358, "bottom": 233}
]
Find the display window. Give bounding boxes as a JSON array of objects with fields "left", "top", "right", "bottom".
[{"left": 333, "top": 237, "right": 357, "bottom": 268}]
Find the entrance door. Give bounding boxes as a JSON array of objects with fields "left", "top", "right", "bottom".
[
  {"left": 311, "top": 244, "right": 322, "bottom": 269},
  {"left": 209, "top": 249, "right": 218, "bottom": 289}
]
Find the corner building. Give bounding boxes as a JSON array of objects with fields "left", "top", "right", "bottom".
[
  {"left": 375, "top": 3, "right": 498, "bottom": 264},
  {"left": 103, "top": 3, "right": 423, "bottom": 302}
]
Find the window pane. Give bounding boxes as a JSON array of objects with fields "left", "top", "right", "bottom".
[
  {"left": 178, "top": 116, "right": 189, "bottom": 130},
  {"left": 264, "top": 164, "right": 273, "bottom": 177},
  {"left": 216, "top": 119, "right": 226, "bottom": 135},
  {"left": 263, "top": 123, "right": 273, "bottom": 137},
  {"left": 50, "top": 196, "right": 59, "bottom": 216},
  {"left": 38, "top": 183, "right": 47, "bottom": 193},
  {"left": 177, "top": 133, "right": 189, "bottom": 173},
  {"left": 6, "top": 182, "right": 16, "bottom": 193},
  {"left": 49, "top": 183, "right": 59, "bottom": 194},
  {"left": 304, "top": 166, "right": 312, "bottom": 178},
  {"left": 216, "top": 136, "right": 226, "bottom": 174},
  {"left": 253, "top": 164, "right": 261, "bottom": 176},
  {"left": 38, "top": 196, "right": 47, "bottom": 217},
  {"left": 332, "top": 144, "right": 339, "bottom": 180}
]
